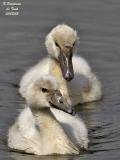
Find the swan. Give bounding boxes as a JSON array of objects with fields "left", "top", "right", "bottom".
[
  {"left": 8, "top": 75, "right": 89, "bottom": 155},
  {"left": 19, "top": 24, "right": 102, "bottom": 106}
]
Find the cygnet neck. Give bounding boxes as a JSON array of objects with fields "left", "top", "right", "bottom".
[{"left": 30, "top": 107, "right": 62, "bottom": 131}]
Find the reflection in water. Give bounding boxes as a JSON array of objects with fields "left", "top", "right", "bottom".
[
  {"left": 77, "top": 101, "right": 120, "bottom": 156},
  {"left": 10, "top": 152, "right": 80, "bottom": 160}
]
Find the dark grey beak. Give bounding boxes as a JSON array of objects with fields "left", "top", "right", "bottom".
[
  {"left": 59, "top": 51, "right": 74, "bottom": 81},
  {"left": 50, "top": 91, "right": 75, "bottom": 115}
]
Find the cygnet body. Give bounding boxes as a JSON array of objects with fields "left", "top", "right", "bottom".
[
  {"left": 8, "top": 75, "right": 89, "bottom": 155},
  {"left": 19, "top": 24, "right": 102, "bottom": 106}
]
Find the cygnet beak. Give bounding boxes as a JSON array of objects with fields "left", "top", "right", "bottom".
[
  {"left": 50, "top": 90, "right": 75, "bottom": 115},
  {"left": 59, "top": 49, "right": 74, "bottom": 81}
]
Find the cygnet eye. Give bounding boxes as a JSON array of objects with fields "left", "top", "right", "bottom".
[
  {"left": 73, "top": 41, "right": 76, "bottom": 46},
  {"left": 55, "top": 42, "right": 59, "bottom": 47},
  {"left": 41, "top": 88, "right": 48, "bottom": 93}
]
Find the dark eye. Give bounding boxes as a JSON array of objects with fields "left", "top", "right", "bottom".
[
  {"left": 41, "top": 88, "right": 48, "bottom": 93},
  {"left": 73, "top": 41, "right": 76, "bottom": 46},
  {"left": 55, "top": 42, "right": 59, "bottom": 47}
]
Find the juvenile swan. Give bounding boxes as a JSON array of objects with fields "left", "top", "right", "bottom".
[
  {"left": 8, "top": 75, "right": 89, "bottom": 155},
  {"left": 19, "top": 24, "right": 102, "bottom": 106}
]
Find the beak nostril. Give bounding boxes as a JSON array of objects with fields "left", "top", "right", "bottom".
[{"left": 59, "top": 99, "right": 63, "bottom": 104}]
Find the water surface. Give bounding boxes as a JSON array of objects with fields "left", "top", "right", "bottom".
[{"left": 0, "top": 0, "right": 120, "bottom": 159}]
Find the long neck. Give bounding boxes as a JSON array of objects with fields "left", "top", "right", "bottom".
[
  {"left": 30, "top": 106, "right": 79, "bottom": 154},
  {"left": 49, "top": 58, "right": 63, "bottom": 78},
  {"left": 31, "top": 107, "right": 58, "bottom": 130},
  {"left": 49, "top": 58, "right": 68, "bottom": 93}
]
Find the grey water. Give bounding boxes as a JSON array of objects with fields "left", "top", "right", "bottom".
[{"left": 0, "top": 0, "right": 120, "bottom": 159}]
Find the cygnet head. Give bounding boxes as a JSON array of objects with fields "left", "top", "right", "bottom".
[
  {"left": 45, "top": 24, "right": 78, "bottom": 81},
  {"left": 25, "top": 75, "right": 75, "bottom": 115}
]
